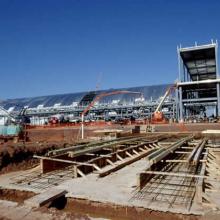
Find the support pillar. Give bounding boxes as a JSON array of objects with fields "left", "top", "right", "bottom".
[
  {"left": 81, "top": 114, "right": 84, "bottom": 139},
  {"left": 179, "top": 86, "right": 183, "bottom": 122},
  {"left": 217, "top": 83, "right": 220, "bottom": 117},
  {"left": 175, "top": 88, "right": 179, "bottom": 121},
  {"left": 177, "top": 46, "right": 182, "bottom": 82}
]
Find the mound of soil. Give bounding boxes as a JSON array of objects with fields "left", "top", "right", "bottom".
[
  {"left": 0, "top": 141, "right": 73, "bottom": 174},
  {"left": 0, "top": 188, "right": 35, "bottom": 203}
]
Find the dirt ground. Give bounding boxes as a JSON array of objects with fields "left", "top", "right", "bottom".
[
  {"left": 0, "top": 141, "right": 75, "bottom": 174},
  {"left": 1, "top": 124, "right": 220, "bottom": 219},
  {"left": 0, "top": 191, "right": 218, "bottom": 220},
  {"left": 0, "top": 188, "right": 200, "bottom": 220},
  {"left": 0, "top": 125, "right": 102, "bottom": 173},
  {"left": 0, "top": 124, "right": 137, "bottom": 174},
  {"left": 0, "top": 122, "right": 219, "bottom": 175},
  {"left": 0, "top": 188, "right": 35, "bottom": 203},
  {"left": 154, "top": 123, "right": 220, "bottom": 132}
]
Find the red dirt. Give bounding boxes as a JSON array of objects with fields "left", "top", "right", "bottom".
[
  {"left": 0, "top": 188, "right": 35, "bottom": 203},
  {"left": 1, "top": 122, "right": 219, "bottom": 174},
  {"left": 0, "top": 124, "right": 128, "bottom": 173},
  {"left": 0, "top": 141, "right": 74, "bottom": 174},
  {"left": 0, "top": 188, "right": 214, "bottom": 220},
  {"left": 154, "top": 123, "right": 220, "bottom": 132},
  {"left": 49, "top": 197, "right": 200, "bottom": 220}
]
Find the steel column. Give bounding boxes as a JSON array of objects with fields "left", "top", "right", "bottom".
[
  {"left": 175, "top": 88, "right": 179, "bottom": 121},
  {"left": 177, "top": 46, "right": 182, "bottom": 82},
  {"left": 179, "top": 86, "right": 183, "bottom": 122},
  {"left": 217, "top": 83, "right": 220, "bottom": 117}
]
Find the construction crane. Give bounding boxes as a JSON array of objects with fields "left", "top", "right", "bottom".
[
  {"left": 0, "top": 105, "right": 17, "bottom": 124},
  {"left": 0, "top": 105, "right": 30, "bottom": 125},
  {"left": 151, "top": 84, "right": 176, "bottom": 124},
  {"left": 81, "top": 90, "right": 143, "bottom": 139}
]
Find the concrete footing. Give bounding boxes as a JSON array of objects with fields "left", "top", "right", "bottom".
[{"left": 24, "top": 188, "right": 67, "bottom": 208}]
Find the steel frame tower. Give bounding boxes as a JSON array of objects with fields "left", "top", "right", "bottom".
[{"left": 176, "top": 40, "right": 219, "bottom": 122}]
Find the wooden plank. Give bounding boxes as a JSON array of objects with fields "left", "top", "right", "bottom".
[
  {"left": 116, "top": 154, "right": 124, "bottom": 161},
  {"left": 164, "top": 159, "right": 206, "bottom": 163},
  {"left": 125, "top": 151, "right": 134, "bottom": 158},
  {"left": 141, "top": 170, "right": 207, "bottom": 179},
  {"left": 47, "top": 136, "right": 160, "bottom": 159},
  {"left": 73, "top": 166, "right": 77, "bottom": 178},
  {"left": 87, "top": 155, "right": 112, "bottom": 164},
  {"left": 181, "top": 146, "right": 194, "bottom": 149},
  {"left": 102, "top": 148, "right": 112, "bottom": 151},
  {"left": 157, "top": 143, "right": 163, "bottom": 148},
  {"left": 99, "top": 154, "right": 112, "bottom": 158},
  {"left": 175, "top": 151, "right": 191, "bottom": 154},
  {"left": 24, "top": 188, "right": 67, "bottom": 208},
  {"left": 85, "top": 153, "right": 96, "bottom": 156},
  {"left": 152, "top": 143, "right": 160, "bottom": 148},
  {"left": 34, "top": 155, "right": 94, "bottom": 167},
  {"left": 159, "top": 142, "right": 176, "bottom": 145},
  {"left": 193, "top": 139, "right": 207, "bottom": 165},
  {"left": 133, "top": 149, "right": 140, "bottom": 156},
  {"left": 99, "top": 148, "right": 155, "bottom": 177},
  {"left": 164, "top": 159, "right": 188, "bottom": 163},
  {"left": 144, "top": 146, "right": 149, "bottom": 150},
  {"left": 195, "top": 149, "right": 208, "bottom": 203},
  {"left": 93, "top": 164, "right": 102, "bottom": 171},
  {"left": 77, "top": 168, "right": 86, "bottom": 178},
  {"left": 149, "top": 144, "right": 155, "bottom": 149},
  {"left": 139, "top": 147, "right": 146, "bottom": 152},
  {"left": 146, "top": 136, "right": 193, "bottom": 164},
  {"left": 187, "top": 139, "right": 203, "bottom": 162},
  {"left": 106, "top": 159, "right": 115, "bottom": 166}
]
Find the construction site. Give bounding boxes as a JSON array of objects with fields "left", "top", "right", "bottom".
[{"left": 1, "top": 41, "right": 220, "bottom": 220}]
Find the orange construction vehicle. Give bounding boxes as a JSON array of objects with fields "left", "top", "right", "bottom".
[{"left": 151, "top": 84, "right": 176, "bottom": 124}]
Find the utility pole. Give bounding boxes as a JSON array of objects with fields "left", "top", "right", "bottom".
[{"left": 81, "top": 114, "right": 84, "bottom": 139}]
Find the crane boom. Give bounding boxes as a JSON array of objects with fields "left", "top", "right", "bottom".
[
  {"left": 155, "top": 87, "right": 172, "bottom": 112},
  {"left": 151, "top": 84, "right": 176, "bottom": 124},
  {"left": 82, "top": 90, "right": 143, "bottom": 116},
  {"left": 80, "top": 90, "right": 143, "bottom": 139},
  {"left": 0, "top": 105, "right": 16, "bottom": 122},
  {"left": 154, "top": 85, "right": 176, "bottom": 113}
]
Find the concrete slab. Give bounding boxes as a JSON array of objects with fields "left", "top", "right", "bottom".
[
  {"left": 0, "top": 199, "right": 18, "bottom": 208},
  {"left": 55, "top": 157, "right": 204, "bottom": 215},
  {"left": 202, "top": 130, "right": 220, "bottom": 134},
  {"left": 24, "top": 188, "right": 67, "bottom": 208}
]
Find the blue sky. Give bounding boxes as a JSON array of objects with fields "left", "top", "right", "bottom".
[{"left": 0, "top": 0, "right": 219, "bottom": 99}]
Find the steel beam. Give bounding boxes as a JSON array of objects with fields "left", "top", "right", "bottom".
[
  {"left": 146, "top": 136, "right": 192, "bottom": 165},
  {"left": 179, "top": 86, "right": 183, "bottom": 121},
  {"left": 187, "top": 139, "right": 204, "bottom": 162},
  {"left": 195, "top": 149, "right": 208, "bottom": 203},
  {"left": 192, "top": 139, "right": 207, "bottom": 165},
  {"left": 98, "top": 147, "right": 155, "bottom": 177},
  {"left": 140, "top": 171, "right": 207, "bottom": 179},
  {"left": 177, "top": 79, "right": 220, "bottom": 86},
  {"left": 217, "top": 83, "right": 220, "bottom": 116}
]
